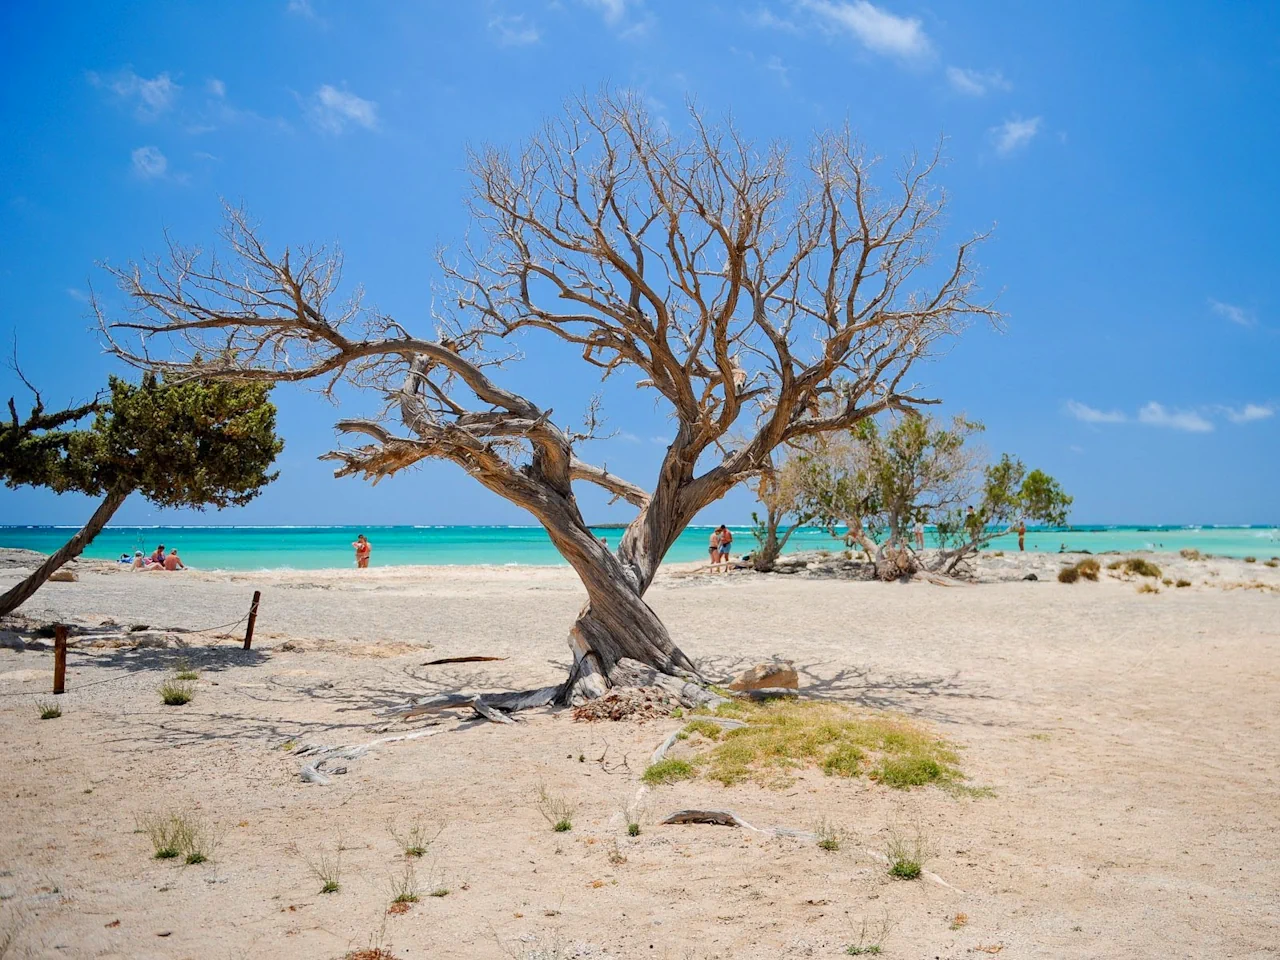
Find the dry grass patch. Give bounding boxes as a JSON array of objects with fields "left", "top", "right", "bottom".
[{"left": 688, "top": 700, "right": 959, "bottom": 789}]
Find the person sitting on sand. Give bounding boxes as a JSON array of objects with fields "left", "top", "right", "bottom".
[
  {"left": 717, "top": 524, "right": 733, "bottom": 569},
  {"left": 150, "top": 544, "right": 166, "bottom": 566},
  {"left": 353, "top": 533, "right": 372, "bottom": 569},
  {"left": 130, "top": 550, "right": 147, "bottom": 570},
  {"left": 708, "top": 527, "right": 721, "bottom": 567},
  {"left": 163, "top": 548, "right": 185, "bottom": 571}
]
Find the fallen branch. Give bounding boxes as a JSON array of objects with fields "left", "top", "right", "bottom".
[
  {"left": 422, "top": 655, "right": 508, "bottom": 665},
  {"left": 296, "top": 726, "right": 447, "bottom": 785},
  {"left": 662, "top": 808, "right": 816, "bottom": 841}
]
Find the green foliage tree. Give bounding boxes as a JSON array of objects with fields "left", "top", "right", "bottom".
[
  {"left": 0, "top": 374, "right": 282, "bottom": 614},
  {"left": 934, "top": 455, "right": 1072, "bottom": 573},
  {"left": 747, "top": 449, "right": 817, "bottom": 572},
  {"left": 784, "top": 413, "right": 1070, "bottom": 579}
]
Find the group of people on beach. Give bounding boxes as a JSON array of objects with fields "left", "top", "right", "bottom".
[
  {"left": 708, "top": 525, "right": 734, "bottom": 570},
  {"left": 119, "top": 544, "right": 185, "bottom": 571}
]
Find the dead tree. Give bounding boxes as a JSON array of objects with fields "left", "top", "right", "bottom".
[{"left": 99, "top": 92, "right": 995, "bottom": 701}]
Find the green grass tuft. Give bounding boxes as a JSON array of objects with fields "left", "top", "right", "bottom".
[
  {"left": 1123, "top": 557, "right": 1162, "bottom": 578},
  {"left": 1057, "top": 566, "right": 1079, "bottom": 584},
  {"left": 682, "top": 718, "right": 724, "bottom": 740},
  {"left": 692, "top": 700, "right": 958, "bottom": 789},
  {"left": 873, "top": 755, "right": 953, "bottom": 789},
  {"left": 159, "top": 678, "right": 195, "bottom": 706},
  {"left": 37, "top": 699, "right": 62, "bottom": 720},
  {"left": 641, "top": 758, "right": 696, "bottom": 786}
]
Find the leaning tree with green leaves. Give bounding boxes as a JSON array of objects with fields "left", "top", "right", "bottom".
[{"left": 0, "top": 373, "right": 282, "bottom": 615}]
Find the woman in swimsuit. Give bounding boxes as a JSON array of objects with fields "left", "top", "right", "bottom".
[
  {"left": 353, "top": 534, "right": 372, "bottom": 569},
  {"left": 708, "top": 528, "right": 721, "bottom": 566}
]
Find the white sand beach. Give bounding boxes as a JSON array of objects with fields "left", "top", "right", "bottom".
[{"left": 1, "top": 550, "right": 1278, "bottom": 958}]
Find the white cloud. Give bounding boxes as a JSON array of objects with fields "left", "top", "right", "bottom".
[
  {"left": 616, "top": 431, "right": 642, "bottom": 443},
  {"left": 90, "top": 68, "right": 180, "bottom": 119},
  {"left": 309, "top": 85, "right": 378, "bottom": 133},
  {"left": 287, "top": 0, "right": 317, "bottom": 17},
  {"left": 66, "top": 288, "right": 90, "bottom": 303},
  {"left": 489, "top": 14, "right": 540, "bottom": 45},
  {"left": 946, "top": 66, "right": 1010, "bottom": 96},
  {"left": 748, "top": 6, "right": 799, "bottom": 31},
  {"left": 1065, "top": 400, "right": 1125, "bottom": 424},
  {"left": 1208, "top": 299, "right": 1255, "bottom": 327},
  {"left": 1221, "top": 403, "right": 1274, "bottom": 424},
  {"left": 765, "top": 55, "right": 790, "bottom": 85},
  {"left": 130, "top": 145, "right": 168, "bottom": 179},
  {"left": 802, "top": 0, "right": 931, "bottom": 60},
  {"left": 991, "top": 115, "right": 1041, "bottom": 156},
  {"left": 650, "top": 435, "right": 671, "bottom": 445},
  {"left": 206, "top": 78, "right": 226, "bottom": 98},
  {"left": 581, "top": 0, "right": 630, "bottom": 24},
  {"left": 1137, "top": 402, "right": 1213, "bottom": 433}
]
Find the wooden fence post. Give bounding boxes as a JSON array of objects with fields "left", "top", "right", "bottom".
[
  {"left": 53, "top": 624, "right": 67, "bottom": 695},
  {"left": 244, "top": 591, "right": 261, "bottom": 650}
]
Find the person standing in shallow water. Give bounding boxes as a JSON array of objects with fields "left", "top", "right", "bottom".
[
  {"left": 353, "top": 533, "right": 372, "bottom": 569},
  {"left": 1017, "top": 519, "right": 1027, "bottom": 552}
]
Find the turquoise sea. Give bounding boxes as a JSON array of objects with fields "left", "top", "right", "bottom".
[{"left": 1, "top": 524, "right": 1277, "bottom": 571}]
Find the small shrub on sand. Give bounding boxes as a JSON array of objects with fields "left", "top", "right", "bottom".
[
  {"left": 693, "top": 700, "right": 958, "bottom": 789},
  {"left": 172, "top": 659, "right": 199, "bottom": 681},
  {"left": 1179, "top": 548, "right": 1202, "bottom": 561},
  {"left": 1137, "top": 582, "right": 1160, "bottom": 595},
  {"left": 293, "top": 837, "right": 343, "bottom": 894},
  {"left": 534, "top": 784, "right": 576, "bottom": 833},
  {"left": 1265, "top": 559, "right": 1278, "bottom": 568},
  {"left": 1175, "top": 579, "right": 1191, "bottom": 588},
  {"left": 388, "top": 816, "right": 442, "bottom": 858},
  {"left": 642, "top": 758, "right": 695, "bottom": 786},
  {"left": 37, "top": 700, "right": 62, "bottom": 720},
  {"left": 885, "top": 823, "right": 933, "bottom": 880},
  {"left": 389, "top": 861, "right": 420, "bottom": 904},
  {"left": 1123, "top": 557, "right": 1162, "bottom": 578},
  {"left": 815, "top": 817, "right": 843, "bottom": 852},
  {"left": 1057, "top": 566, "right": 1079, "bottom": 584},
  {"left": 1244, "top": 556, "right": 1256, "bottom": 564},
  {"left": 1075, "top": 558, "right": 1100, "bottom": 580},
  {"left": 159, "top": 678, "right": 195, "bottom": 706},
  {"left": 137, "top": 811, "right": 217, "bottom": 863},
  {"left": 846, "top": 914, "right": 896, "bottom": 955},
  {"left": 137, "top": 812, "right": 186, "bottom": 860},
  {"left": 1106, "top": 559, "right": 1124, "bottom": 571}
]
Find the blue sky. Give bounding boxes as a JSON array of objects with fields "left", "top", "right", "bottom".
[{"left": 1, "top": 0, "right": 1277, "bottom": 527}]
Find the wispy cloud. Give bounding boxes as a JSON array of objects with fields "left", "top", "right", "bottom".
[
  {"left": 946, "top": 66, "right": 1010, "bottom": 96},
  {"left": 1067, "top": 399, "right": 1273, "bottom": 432},
  {"left": 89, "top": 68, "right": 180, "bottom": 120},
  {"left": 1065, "top": 400, "right": 1126, "bottom": 424},
  {"left": 287, "top": 0, "right": 317, "bottom": 17},
  {"left": 206, "top": 78, "right": 226, "bottom": 98},
  {"left": 66, "top": 288, "right": 90, "bottom": 303},
  {"left": 765, "top": 54, "right": 790, "bottom": 85},
  {"left": 130, "top": 145, "right": 168, "bottom": 179},
  {"left": 1137, "top": 402, "right": 1213, "bottom": 433},
  {"left": 1208, "top": 298, "right": 1255, "bottom": 327},
  {"left": 1221, "top": 403, "right": 1274, "bottom": 424},
  {"left": 748, "top": 6, "right": 799, "bottom": 31},
  {"left": 309, "top": 84, "right": 378, "bottom": 133},
  {"left": 801, "top": 0, "right": 931, "bottom": 60},
  {"left": 577, "top": 0, "right": 652, "bottom": 35},
  {"left": 489, "top": 13, "right": 540, "bottom": 45},
  {"left": 991, "top": 115, "right": 1041, "bottom": 156}
]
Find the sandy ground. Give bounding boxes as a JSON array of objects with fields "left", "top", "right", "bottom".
[{"left": 1, "top": 550, "right": 1278, "bottom": 959}]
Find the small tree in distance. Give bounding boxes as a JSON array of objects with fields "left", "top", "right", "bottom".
[
  {"left": 98, "top": 91, "right": 997, "bottom": 701},
  {"left": 786, "top": 413, "right": 1071, "bottom": 579},
  {"left": 0, "top": 373, "right": 283, "bottom": 615}
]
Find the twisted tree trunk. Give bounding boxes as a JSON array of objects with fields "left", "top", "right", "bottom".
[{"left": 0, "top": 485, "right": 130, "bottom": 616}]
